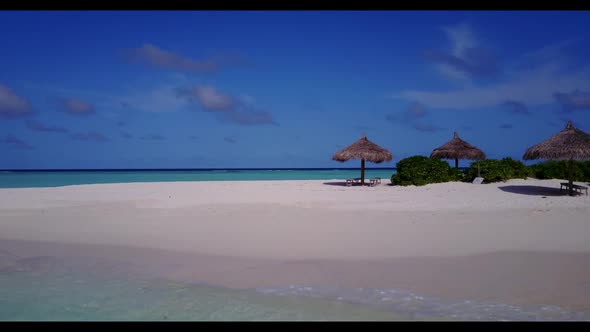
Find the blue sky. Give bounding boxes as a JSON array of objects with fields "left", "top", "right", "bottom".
[{"left": 1, "top": 11, "right": 590, "bottom": 169}]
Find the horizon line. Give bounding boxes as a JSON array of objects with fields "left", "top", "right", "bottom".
[{"left": 0, "top": 167, "right": 404, "bottom": 172}]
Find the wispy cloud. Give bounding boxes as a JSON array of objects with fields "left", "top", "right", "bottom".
[
  {"left": 0, "top": 84, "right": 33, "bottom": 119},
  {"left": 121, "top": 132, "right": 133, "bottom": 139},
  {"left": 26, "top": 120, "right": 68, "bottom": 133},
  {"left": 393, "top": 27, "right": 590, "bottom": 112},
  {"left": 501, "top": 100, "right": 529, "bottom": 115},
  {"left": 140, "top": 134, "right": 166, "bottom": 140},
  {"left": 224, "top": 136, "right": 237, "bottom": 144},
  {"left": 386, "top": 102, "right": 445, "bottom": 133},
  {"left": 177, "top": 85, "right": 278, "bottom": 126},
  {"left": 553, "top": 89, "right": 590, "bottom": 112},
  {"left": 59, "top": 97, "right": 96, "bottom": 115},
  {"left": 70, "top": 131, "right": 108, "bottom": 142},
  {"left": 1, "top": 135, "right": 34, "bottom": 150},
  {"left": 127, "top": 43, "right": 218, "bottom": 73},
  {"left": 177, "top": 85, "right": 234, "bottom": 112},
  {"left": 424, "top": 48, "right": 498, "bottom": 80},
  {"left": 425, "top": 23, "right": 499, "bottom": 81},
  {"left": 188, "top": 135, "right": 199, "bottom": 140},
  {"left": 126, "top": 44, "right": 250, "bottom": 74},
  {"left": 393, "top": 60, "right": 590, "bottom": 110},
  {"left": 517, "top": 37, "right": 583, "bottom": 70}
]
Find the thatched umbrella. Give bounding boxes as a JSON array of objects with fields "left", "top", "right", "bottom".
[
  {"left": 332, "top": 134, "right": 393, "bottom": 185},
  {"left": 430, "top": 132, "right": 486, "bottom": 175},
  {"left": 523, "top": 120, "right": 590, "bottom": 196}
]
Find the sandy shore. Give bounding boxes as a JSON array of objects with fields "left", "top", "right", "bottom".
[{"left": 1, "top": 178, "right": 590, "bottom": 311}]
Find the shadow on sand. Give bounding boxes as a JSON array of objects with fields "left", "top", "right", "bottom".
[
  {"left": 322, "top": 181, "right": 378, "bottom": 187},
  {"left": 322, "top": 181, "right": 349, "bottom": 187},
  {"left": 498, "top": 185, "right": 567, "bottom": 197}
]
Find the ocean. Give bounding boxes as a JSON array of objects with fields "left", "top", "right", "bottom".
[{"left": 0, "top": 169, "right": 397, "bottom": 188}]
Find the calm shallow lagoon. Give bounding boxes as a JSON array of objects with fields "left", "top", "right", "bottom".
[
  {"left": 0, "top": 169, "right": 397, "bottom": 188},
  {"left": 0, "top": 255, "right": 407, "bottom": 321},
  {"left": 1, "top": 254, "right": 588, "bottom": 321}
]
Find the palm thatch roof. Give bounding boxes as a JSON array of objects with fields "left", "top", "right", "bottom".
[
  {"left": 332, "top": 134, "right": 393, "bottom": 163},
  {"left": 430, "top": 132, "right": 486, "bottom": 160},
  {"left": 523, "top": 121, "right": 590, "bottom": 160}
]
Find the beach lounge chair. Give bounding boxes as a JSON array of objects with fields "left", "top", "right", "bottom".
[
  {"left": 368, "top": 177, "right": 381, "bottom": 187},
  {"left": 346, "top": 178, "right": 362, "bottom": 186},
  {"left": 560, "top": 182, "right": 588, "bottom": 196},
  {"left": 346, "top": 178, "right": 380, "bottom": 187},
  {"left": 472, "top": 177, "right": 484, "bottom": 184},
  {"left": 575, "top": 185, "right": 588, "bottom": 196}
]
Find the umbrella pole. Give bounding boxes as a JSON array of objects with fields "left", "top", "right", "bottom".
[
  {"left": 361, "top": 159, "right": 365, "bottom": 185},
  {"left": 455, "top": 158, "right": 458, "bottom": 170},
  {"left": 568, "top": 158, "right": 574, "bottom": 196}
]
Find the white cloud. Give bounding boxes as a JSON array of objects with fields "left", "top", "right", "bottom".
[
  {"left": 443, "top": 23, "right": 477, "bottom": 58},
  {"left": 187, "top": 85, "right": 235, "bottom": 112},
  {"left": 128, "top": 44, "right": 218, "bottom": 73},
  {"left": 393, "top": 34, "right": 590, "bottom": 110},
  {"left": 430, "top": 23, "right": 498, "bottom": 82},
  {"left": 176, "top": 85, "right": 278, "bottom": 126}
]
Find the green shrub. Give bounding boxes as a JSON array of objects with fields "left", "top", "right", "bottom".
[
  {"left": 448, "top": 167, "right": 465, "bottom": 181},
  {"left": 464, "top": 157, "right": 531, "bottom": 183},
  {"left": 500, "top": 157, "right": 533, "bottom": 179},
  {"left": 528, "top": 160, "right": 589, "bottom": 181},
  {"left": 580, "top": 161, "right": 590, "bottom": 181},
  {"left": 390, "top": 155, "right": 462, "bottom": 186}
]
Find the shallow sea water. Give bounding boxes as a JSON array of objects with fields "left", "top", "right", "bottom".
[
  {"left": 0, "top": 169, "right": 397, "bottom": 188},
  {"left": 0, "top": 256, "right": 408, "bottom": 321},
  {"left": 0, "top": 255, "right": 588, "bottom": 321}
]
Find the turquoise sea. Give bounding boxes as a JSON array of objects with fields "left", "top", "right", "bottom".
[{"left": 0, "top": 168, "right": 396, "bottom": 188}]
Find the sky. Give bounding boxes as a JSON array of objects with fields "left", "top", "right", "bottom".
[{"left": 1, "top": 10, "right": 590, "bottom": 169}]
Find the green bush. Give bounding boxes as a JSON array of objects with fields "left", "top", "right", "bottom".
[
  {"left": 501, "top": 157, "right": 533, "bottom": 179},
  {"left": 580, "top": 162, "right": 590, "bottom": 181},
  {"left": 464, "top": 157, "right": 532, "bottom": 183},
  {"left": 390, "top": 155, "right": 462, "bottom": 186},
  {"left": 528, "top": 160, "right": 590, "bottom": 181},
  {"left": 449, "top": 167, "right": 465, "bottom": 181}
]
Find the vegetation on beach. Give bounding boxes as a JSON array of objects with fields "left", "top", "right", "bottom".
[
  {"left": 463, "top": 158, "right": 531, "bottom": 183},
  {"left": 390, "top": 156, "right": 590, "bottom": 185},
  {"left": 390, "top": 156, "right": 462, "bottom": 186},
  {"left": 528, "top": 160, "right": 590, "bottom": 182}
]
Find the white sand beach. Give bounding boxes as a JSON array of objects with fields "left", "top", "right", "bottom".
[{"left": 1, "top": 178, "right": 590, "bottom": 311}]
